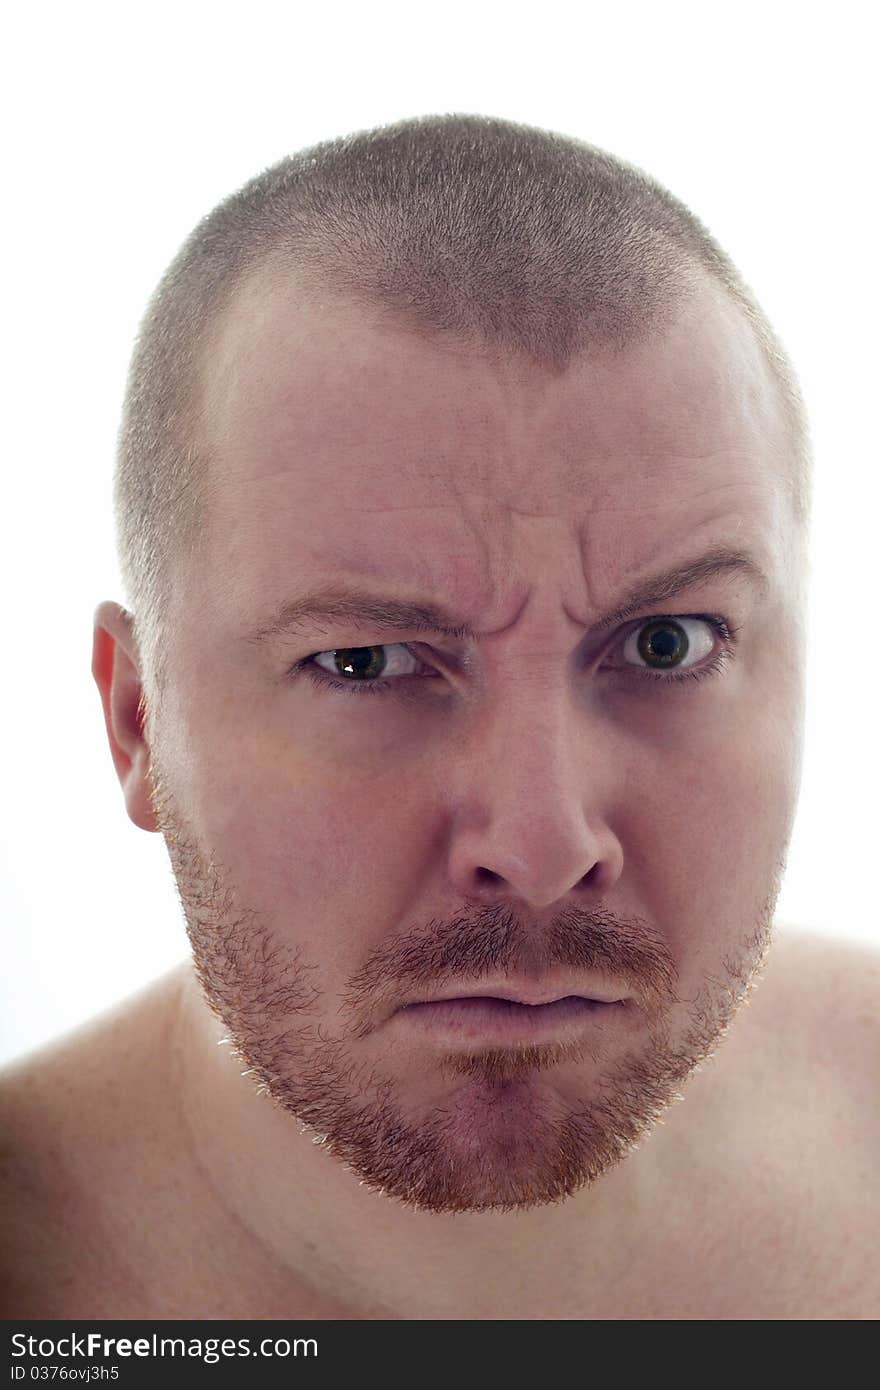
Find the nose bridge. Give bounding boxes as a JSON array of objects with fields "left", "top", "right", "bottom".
[{"left": 467, "top": 664, "right": 616, "bottom": 817}]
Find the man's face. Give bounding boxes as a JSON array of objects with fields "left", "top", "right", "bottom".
[{"left": 146, "top": 270, "right": 806, "bottom": 1214}]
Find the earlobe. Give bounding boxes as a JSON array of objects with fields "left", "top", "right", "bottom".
[
  {"left": 123, "top": 742, "right": 161, "bottom": 834},
  {"left": 91, "top": 602, "right": 159, "bottom": 834}
]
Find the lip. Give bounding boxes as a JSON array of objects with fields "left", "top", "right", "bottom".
[
  {"left": 397, "top": 994, "right": 626, "bottom": 1045},
  {"left": 405, "top": 979, "right": 628, "bottom": 1008}
]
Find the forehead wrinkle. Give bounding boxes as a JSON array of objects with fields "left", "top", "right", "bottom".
[{"left": 243, "top": 543, "right": 770, "bottom": 649}]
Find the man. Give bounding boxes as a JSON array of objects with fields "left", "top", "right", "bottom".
[{"left": 1, "top": 113, "right": 877, "bottom": 1320}]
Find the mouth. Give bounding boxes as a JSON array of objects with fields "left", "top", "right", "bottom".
[
  {"left": 406, "top": 979, "right": 628, "bottom": 1008},
  {"left": 396, "top": 993, "right": 626, "bottom": 1045}
]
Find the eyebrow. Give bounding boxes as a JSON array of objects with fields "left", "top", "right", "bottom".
[{"left": 245, "top": 545, "right": 770, "bottom": 647}]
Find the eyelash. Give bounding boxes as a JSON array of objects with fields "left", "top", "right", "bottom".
[{"left": 291, "top": 615, "right": 741, "bottom": 702}]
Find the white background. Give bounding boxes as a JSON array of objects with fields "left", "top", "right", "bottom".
[{"left": 2, "top": 1, "right": 877, "bottom": 1065}]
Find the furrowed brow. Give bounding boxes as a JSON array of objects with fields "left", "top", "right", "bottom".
[
  {"left": 589, "top": 545, "right": 769, "bottom": 633},
  {"left": 244, "top": 545, "right": 769, "bottom": 647}
]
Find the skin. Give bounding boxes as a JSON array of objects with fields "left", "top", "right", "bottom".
[{"left": 84, "top": 270, "right": 812, "bottom": 1317}]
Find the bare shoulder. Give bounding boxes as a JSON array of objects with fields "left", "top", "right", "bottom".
[
  {"left": 0, "top": 1030, "right": 96, "bottom": 1317},
  {"left": 764, "top": 920, "right": 880, "bottom": 999},
  {"left": 752, "top": 924, "right": 880, "bottom": 1085},
  {"left": 0, "top": 1042, "right": 66, "bottom": 1317},
  {"left": 0, "top": 965, "right": 188, "bottom": 1317},
  {"left": 735, "top": 924, "right": 879, "bottom": 1153},
  {"left": 711, "top": 923, "right": 880, "bottom": 1317}
]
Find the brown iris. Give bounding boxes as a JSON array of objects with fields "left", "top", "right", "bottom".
[
  {"left": 636, "top": 619, "right": 689, "bottom": 669},
  {"left": 332, "top": 648, "right": 386, "bottom": 680}
]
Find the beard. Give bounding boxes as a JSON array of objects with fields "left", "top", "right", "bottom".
[{"left": 148, "top": 758, "right": 784, "bottom": 1215}]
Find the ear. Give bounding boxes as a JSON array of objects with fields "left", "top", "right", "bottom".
[{"left": 91, "top": 601, "right": 159, "bottom": 832}]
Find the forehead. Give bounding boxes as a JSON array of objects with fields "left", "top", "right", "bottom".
[{"left": 193, "top": 267, "right": 791, "bottom": 618}]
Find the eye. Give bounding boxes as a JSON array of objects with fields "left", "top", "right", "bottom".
[
  {"left": 308, "top": 643, "right": 425, "bottom": 691},
  {"left": 619, "top": 615, "right": 726, "bottom": 682},
  {"left": 291, "top": 614, "right": 740, "bottom": 701}
]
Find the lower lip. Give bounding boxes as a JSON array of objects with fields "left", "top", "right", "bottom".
[{"left": 397, "top": 995, "right": 623, "bottom": 1044}]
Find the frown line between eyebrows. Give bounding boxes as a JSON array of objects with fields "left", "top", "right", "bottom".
[{"left": 242, "top": 545, "right": 770, "bottom": 649}]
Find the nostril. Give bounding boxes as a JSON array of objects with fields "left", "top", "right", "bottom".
[{"left": 475, "top": 868, "right": 503, "bottom": 886}]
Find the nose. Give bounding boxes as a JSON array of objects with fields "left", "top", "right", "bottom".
[{"left": 445, "top": 697, "right": 625, "bottom": 911}]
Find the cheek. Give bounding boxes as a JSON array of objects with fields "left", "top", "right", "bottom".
[
  {"left": 186, "top": 732, "right": 426, "bottom": 960},
  {"left": 626, "top": 694, "right": 801, "bottom": 947}
]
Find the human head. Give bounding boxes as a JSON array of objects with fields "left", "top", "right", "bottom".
[{"left": 94, "top": 113, "right": 810, "bottom": 1214}]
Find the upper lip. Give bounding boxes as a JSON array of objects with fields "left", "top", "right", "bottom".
[{"left": 404, "top": 980, "right": 627, "bottom": 1007}]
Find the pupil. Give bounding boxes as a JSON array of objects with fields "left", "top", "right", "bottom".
[{"left": 638, "top": 621, "right": 688, "bottom": 667}]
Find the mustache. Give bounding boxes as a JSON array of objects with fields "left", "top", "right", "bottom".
[{"left": 341, "top": 903, "right": 679, "bottom": 1027}]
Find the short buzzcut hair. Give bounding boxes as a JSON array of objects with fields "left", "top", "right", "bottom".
[{"left": 112, "top": 111, "right": 812, "bottom": 719}]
